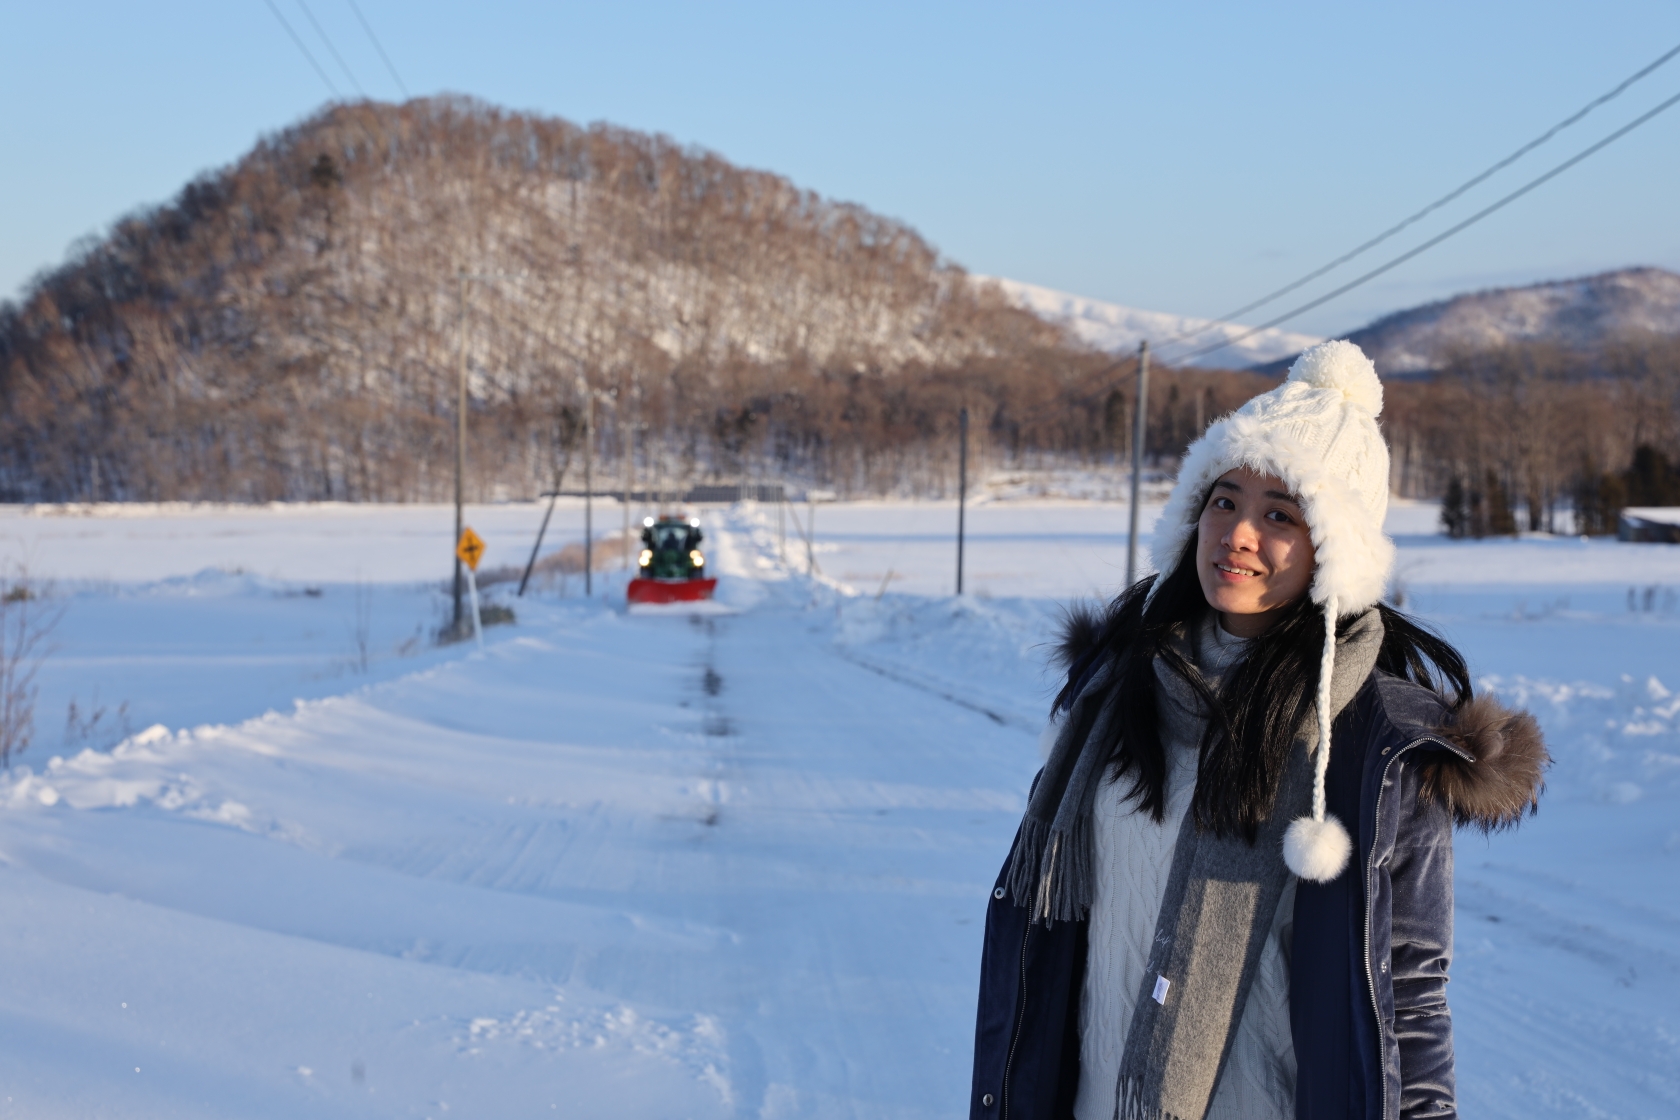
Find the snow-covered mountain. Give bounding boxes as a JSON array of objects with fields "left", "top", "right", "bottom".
[
  {"left": 1000, "top": 267, "right": 1680, "bottom": 378},
  {"left": 982, "top": 277, "right": 1323, "bottom": 369},
  {"left": 1339, "top": 267, "right": 1680, "bottom": 375}
]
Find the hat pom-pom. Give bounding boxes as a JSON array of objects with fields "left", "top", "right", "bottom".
[
  {"left": 1287, "top": 340, "right": 1383, "bottom": 416},
  {"left": 1284, "top": 814, "right": 1352, "bottom": 882}
]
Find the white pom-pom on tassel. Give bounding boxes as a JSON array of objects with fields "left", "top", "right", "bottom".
[
  {"left": 1285, "top": 594, "right": 1351, "bottom": 883},
  {"left": 1286, "top": 340, "right": 1383, "bottom": 415},
  {"left": 1284, "top": 814, "right": 1352, "bottom": 882}
]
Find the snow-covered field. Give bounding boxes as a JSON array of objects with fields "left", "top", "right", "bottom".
[{"left": 0, "top": 497, "right": 1675, "bottom": 1118}]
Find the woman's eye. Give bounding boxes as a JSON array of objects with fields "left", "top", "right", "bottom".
[
  {"left": 1214, "top": 497, "right": 1235, "bottom": 510},
  {"left": 1267, "top": 510, "right": 1295, "bottom": 524}
]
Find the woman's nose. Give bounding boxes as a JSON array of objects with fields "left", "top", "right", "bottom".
[{"left": 1224, "top": 516, "right": 1260, "bottom": 551}]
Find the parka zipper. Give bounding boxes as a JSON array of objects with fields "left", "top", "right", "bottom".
[
  {"left": 1363, "top": 736, "right": 1434, "bottom": 1120},
  {"left": 998, "top": 918, "right": 1032, "bottom": 1118}
]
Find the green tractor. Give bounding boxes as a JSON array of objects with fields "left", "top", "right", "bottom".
[{"left": 628, "top": 515, "right": 718, "bottom": 604}]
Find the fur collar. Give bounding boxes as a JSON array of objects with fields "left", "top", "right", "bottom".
[
  {"left": 1052, "top": 601, "right": 1108, "bottom": 673},
  {"left": 1418, "top": 693, "right": 1548, "bottom": 832},
  {"left": 1050, "top": 602, "right": 1549, "bottom": 831}
]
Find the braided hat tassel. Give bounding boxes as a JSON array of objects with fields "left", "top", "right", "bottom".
[{"left": 1283, "top": 595, "right": 1353, "bottom": 882}]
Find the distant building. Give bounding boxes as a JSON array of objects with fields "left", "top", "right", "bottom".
[{"left": 1618, "top": 507, "right": 1680, "bottom": 543}]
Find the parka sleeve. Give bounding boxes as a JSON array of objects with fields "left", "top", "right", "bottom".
[{"left": 1387, "top": 761, "right": 1458, "bottom": 1118}]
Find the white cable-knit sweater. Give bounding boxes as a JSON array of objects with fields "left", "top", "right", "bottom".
[{"left": 1072, "top": 620, "right": 1298, "bottom": 1120}]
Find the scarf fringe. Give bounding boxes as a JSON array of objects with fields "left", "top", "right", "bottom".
[
  {"left": 1009, "top": 673, "right": 1115, "bottom": 925},
  {"left": 1005, "top": 815, "right": 1094, "bottom": 925},
  {"left": 1114, "top": 1077, "right": 1191, "bottom": 1120},
  {"left": 1004, "top": 816, "right": 1047, "bottom": 911}
]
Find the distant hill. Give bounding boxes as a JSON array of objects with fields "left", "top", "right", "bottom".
[
  {"left": 1258, "top": 267, "right": 1680, "bottom": 377},
  {"left": 983, "top": 277, "right": 1322, "bottom": 369},
  {"left": 0, "top": 97, "right": 1089, "bottom": 503}
]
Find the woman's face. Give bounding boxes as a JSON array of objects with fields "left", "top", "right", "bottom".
[{"left": 1194, "top": 467, "right": 1316, "bottom": 637}]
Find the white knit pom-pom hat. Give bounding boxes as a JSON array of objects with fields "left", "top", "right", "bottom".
[{"left": 1147, "top": 339, "right": 1394, "bottom": 882}]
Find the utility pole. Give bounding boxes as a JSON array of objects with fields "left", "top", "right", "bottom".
[
  {"left": 453, "top": 270, "right": 468, "bottom": 635},
  {"left": 452, "top": 268, "right": 524, "bottom": 632},
  {"left": 1126, "top": 341, "right": 1151, "bottom": 587},
  {"left": 621, "top": 374, "right": 636, "bottom": 570},
  {"left": 956, "top": 406, "right": 968, "bottom": 596},
  {"left": 581, "top": 376, "right": 594, "bottom": 596}
]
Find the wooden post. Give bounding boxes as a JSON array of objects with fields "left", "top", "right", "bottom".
[{"left": 807, "top": 494, "right": 816, "bottom": 577}]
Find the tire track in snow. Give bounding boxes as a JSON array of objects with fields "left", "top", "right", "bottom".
[
  {"left": 672, "top": 511, "right": 1041, "bottom": 1116},
  {"left": 830, "top": 646, "right": 1037, "bottom": 731}
]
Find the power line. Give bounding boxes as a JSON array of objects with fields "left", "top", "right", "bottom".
[
  {"left": 346, "top": 0, "right": 410, "bottom": 99},
  {"left": 259, "top": 0, "right": 391, "bottom": 153},
  {"left": 1165, "top": 83, "right": 1680, "bottom": 366},
  {"left": 1155, "top": 38, "right": 1680, "bottom": 363},
  {"left": 295, "top": 0, "right": 366, "bottom": 96},
  {"left": 262, "top": 0, "right": 341, "bottom": 97}
]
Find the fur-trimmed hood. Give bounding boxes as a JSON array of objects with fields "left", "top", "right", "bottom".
[
  {"left": 1052, "top": 600, "right": 1108, "bottom": 678},
  {"left": 1050, "top": 602, "right": 1549, "bottom": 832}
]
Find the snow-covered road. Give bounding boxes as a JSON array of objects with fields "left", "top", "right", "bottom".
[
  {"left": 0, "top": 508, "right": 1042, "bottom": 1118},
  {"left": 0, "top": 501, "right": 1674, "bottom": 1117}
]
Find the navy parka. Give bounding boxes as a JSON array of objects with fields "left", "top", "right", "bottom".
[{"left": 969, "top": 670, "right": 1540, "bottom": 1120}]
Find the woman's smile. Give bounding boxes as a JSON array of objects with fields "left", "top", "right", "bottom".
[{"left": 1214, "top": 560, "right": 1262, "bottom": 579}]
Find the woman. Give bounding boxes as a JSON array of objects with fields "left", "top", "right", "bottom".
[{"left": 969, "top": 341, "right": 1548, "bottom": 1120}]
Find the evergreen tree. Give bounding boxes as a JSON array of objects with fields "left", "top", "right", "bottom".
[
  {"left": 1485, "top": 469, "right": 1518, "bottom": 535},
  {"left": 1441, "top": 475, "right": 1470, "bottom": 538},
  {"left": 1573, "top": 464, "right": 1626, "bottom": 536},
  {"left": 1624, "top": 444, "right": 1680, "bottom": 506}
]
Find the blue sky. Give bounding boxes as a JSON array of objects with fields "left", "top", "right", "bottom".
[{"left": 4, "top": 1, "right": 1679, "bottom": 337}]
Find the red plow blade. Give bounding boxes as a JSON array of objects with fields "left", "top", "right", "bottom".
[{"left": 627, "top": 577, "right": 718, "bottom": 605}]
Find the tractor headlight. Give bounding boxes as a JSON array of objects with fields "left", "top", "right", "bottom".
[
  {"left": 638, "top": 549, "right": 652, "bottom": 567},
  {"left": 689, "top": 550, "right": 705, "bottom": 567}
]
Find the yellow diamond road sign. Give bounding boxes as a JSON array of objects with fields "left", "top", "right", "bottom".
[{"left": 456, "top": 526, "right": 485, "bottom": 571}]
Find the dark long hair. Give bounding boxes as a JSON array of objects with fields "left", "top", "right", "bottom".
[{"left": 1052, "top": 531, "right": 1471, "bottom": 843}]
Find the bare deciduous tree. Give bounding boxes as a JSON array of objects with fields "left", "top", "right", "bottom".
[{"left": 0, "top": 572, "right": 61, "bottom": 768}]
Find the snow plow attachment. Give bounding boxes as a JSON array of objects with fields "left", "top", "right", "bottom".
[
  {"left": 627, "top": 577, "right": 718, "bottom": 605},
  {"left": 629, "top": 513, "right": 715, "bottom": 605}
]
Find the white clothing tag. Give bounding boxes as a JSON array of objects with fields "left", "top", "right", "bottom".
[{"left": 1152, "top": 975, "right": 1171, "bottom": 1004}]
